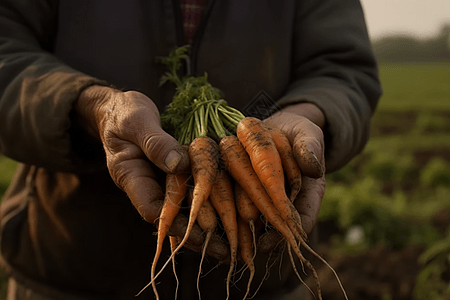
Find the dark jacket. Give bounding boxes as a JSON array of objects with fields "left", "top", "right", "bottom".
[{"left": 0, "top": 0, "right": 381, "bottom": 299}]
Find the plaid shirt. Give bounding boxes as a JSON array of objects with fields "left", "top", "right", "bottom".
[{"left": 180, "top": 0, "right": 206, "bottom": 44}]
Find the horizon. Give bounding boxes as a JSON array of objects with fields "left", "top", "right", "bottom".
[{"left": 360, "top": 0, "right": 450, "bottom": 40}]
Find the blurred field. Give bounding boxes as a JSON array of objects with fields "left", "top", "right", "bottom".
[
  {"left": 0, "top": 62, "right": 449, "bottom": 299},
  {"left": 0, "top": 155, "right": 17, "bottom": 198},
  {"left": 377, "top": 63, "right": 450, "bottom": 110},
  {"left": 317, "top": 62, "right": 450, "bottom": 300},
  {"left": 0, "top": 155, "right": 15, "bottom": 299}
]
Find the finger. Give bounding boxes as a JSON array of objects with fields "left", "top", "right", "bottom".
[
  {"left": 122, "top": 174, "right": 165, "bottom": 223},
  {"left": 105, "top": 145, "right": 165, "bottom": 222},
  {"left": 182, "top": 236, "right": 231, "bottom": 263},
  {"left": 168, "top": 213, "right": 205, "bottom": 246},
  {"left": 258, "top": 229, "right": 284, "bottom": 254},
  {"left": 294, "top": 176, "right": 326, "bottom": 234},
  {"left": 292, "top": 120, "right": 325, "bottom": 178},
  {"left": 263, "top": 114, "right": 325, "bottom": 178},
  {"left": 169, "top": 213, "right": 230, "bottom": 262},
  {"left": 121, "top": 163, "right": 229, "bottom": 261}
]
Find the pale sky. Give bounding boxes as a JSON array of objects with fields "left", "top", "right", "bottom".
[{"left": 359, "top": 0, "right": 450, "bottom": 40}]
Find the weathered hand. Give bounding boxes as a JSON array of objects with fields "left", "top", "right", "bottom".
[
  {"left": 76, "top": 86, "right": 189, "bottom": 220},
  {"left": 263, "top": 103, "right": 326, "bottom": 236},
  {"left": 75, "top": 86, "right": 229, "bottom": 261}
]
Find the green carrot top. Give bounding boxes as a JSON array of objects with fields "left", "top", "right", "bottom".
[{"left": 160, "top": 46, "right": 245, "bottom": 145}]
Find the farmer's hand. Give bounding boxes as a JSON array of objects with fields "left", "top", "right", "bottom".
[
  {"left": 74, "top": 85, "right": 229, "bottom": 261},
  {"left": 263, "top": 103, "right": 326, "bottom": 236}
]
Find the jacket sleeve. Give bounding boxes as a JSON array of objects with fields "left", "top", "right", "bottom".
[
  {"left": 0, "top": 0, "right": 108, "bottom": 173},
  {"left": 276, "top": 0, "right": 382, "bottom": 173}
]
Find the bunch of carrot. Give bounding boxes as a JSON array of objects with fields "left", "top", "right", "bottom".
[{"left": 137, "top": 47, "right": 348, "bottom": 300}]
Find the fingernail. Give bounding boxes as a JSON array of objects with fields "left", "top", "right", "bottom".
[
  {"left": 306, "top": 141, "right": 323, "bottom": 177},
  {"left": 312, "top": 153, "right": 324, "bottom": 177},
  {"left": 311, "top": 153, "right": 320, "bottom": 165},
  {"left": 165, "top": 150, "right": 182, "bottom": 171}
]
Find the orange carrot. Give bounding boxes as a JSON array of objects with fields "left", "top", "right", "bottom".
[
  {"left": 141, "top": 136, "right": 219, "bottom": 294},
  {"left": 235, "top": 183, "right": 259, "bottom": 258},
  {"left": 237, "top": 216, "right": 255, "bottom": 300},
  {"left": 219, "top": 135, "right": 322, "bottom": 299},
  {"left": 267, "top": 127, "right": 302, "bottom": 203},
  {"left": 189, "top": 196, "right": 217, "bottom": 300},
  {"left": 219, "top": 136, "right": 293, "bottom": 244},
  {"left": 267, "top": 127, "right": 348, "bottom": 299},
  {"left": 236, "top": 117, "right": 306, "bottom": 241},
  {"left": 235, "top": 183, "right": 260, "bottom": 227},
  {"left": 268, "top": 129, "right": 348, "bottom": 299},
  {"left": 210, "top": 170, "right": 239, "bottom": 300},
  {"left": 150, "top": 172, "right": 190, "bottom": 299}
]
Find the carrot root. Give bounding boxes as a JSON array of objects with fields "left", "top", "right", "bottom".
[
  {"left": 267, "top": 127, "right": 303, "bottom": 203},
  {"left": 301, "top": 241, "right": 348, "bottom": 300},
  {"left": 210, "top": 170, "right": 239, "bottom": 300},
  {"left": 148, "top": 172, "right": 190, "bottom": 299},
  {"left": 197, "top": 230, "right": 213, "bottom": 300},
  {"left": 169, "top": 236, "right": 180, "bottom": 300},
  {"left": 140, "top": 137, "right": 219, "bottom": 295},
  {"left": 238, "top": 217, "right": 255, "bottom": 300},
  {"left": 287, "top": 244, "right": 316, "bottom": 300}
]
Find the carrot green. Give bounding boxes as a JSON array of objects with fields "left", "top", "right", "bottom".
[{"left": 160, "top": 46, "right": 245, "bottom": 145}]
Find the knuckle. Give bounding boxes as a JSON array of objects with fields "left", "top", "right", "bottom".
[
  {"left": 136, "top": 204, "right": 152, "bottom": 223},
  {"left": 142, "top": 132, "right": 170, "bottom": 159},
  {"left": 102, "top": 131, "right": 122, "bottom": 151}
]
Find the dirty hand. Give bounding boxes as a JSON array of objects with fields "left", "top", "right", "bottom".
[
  {"left": 75, "top": 85, "right": 229, "bottom": 260},
  {"left": 263, "top": 102, "right": 326, "bottom": 236}
]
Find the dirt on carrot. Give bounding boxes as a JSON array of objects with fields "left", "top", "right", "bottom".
[
  {"left": 267, "top": 127, "right": 302, "bottom": 202},
  {"left": 150, "top": 172, "right": 190, "bottom": 299},
  {"left": 149, "top": 46, "right": 348, "bottom": 300},
  {"left": 139, "top": 136, "right": 220, "bottom": 296},
  {"left": 210, "top": 170, "right": 239, "bottom": 300},
  {"left": 190, "top": 195, "right": 217, "bottom": 300},
  {"left": 237, "top": 117, "right": 306, "bottom": 242},
  {"left": 235, "top": 183, "right": 259, "bottom": 261},
  {"left": 237, "top": 216, "right": 256, "bottom": 300}
]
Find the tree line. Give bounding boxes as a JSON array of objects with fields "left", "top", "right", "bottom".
[{"left": 372, "top": 24, "right": 450, "bottom": 63}]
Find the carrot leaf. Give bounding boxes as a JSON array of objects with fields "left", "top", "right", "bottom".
[{"left": 160, "top": 46, "right": 245, "bottom": 144}]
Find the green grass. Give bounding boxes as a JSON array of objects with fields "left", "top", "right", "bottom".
[
  {"left": 366, "top": 134, "right": 450, "bottom": 153},
  {"left": 0, "top": 155, "right": 17, "bottom": 199},
  {"left": 0, "top": 155, "right": 16, "bottom": 299},
  {"left": 377, "top": 63, "right": 450, "bottom": 110},
  {"left": 0, "top": 155, "right": 18, "bottom": 181}
]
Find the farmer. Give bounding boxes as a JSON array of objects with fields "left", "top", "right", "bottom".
[{"left": 0, "top": 0, "right": 381, "bottom": 299}]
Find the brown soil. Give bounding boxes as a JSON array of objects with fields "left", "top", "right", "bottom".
[
  {"left": 371, "top": 111, "right": 417, "bottom": 136},
  {"left": 371, "top": 110, "right": 450, "bottom": 137},
  {"left": 310, "top": 208, "right": 450, "bottom": 300},
  {"left": 414, "top": 149, "right": 450, "bottom": 166},
  {"left": 310, "top": 245, "right": 424, "bottom": 300}
]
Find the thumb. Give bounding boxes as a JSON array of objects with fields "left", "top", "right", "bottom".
[
  {"left": 140, "top": 127, "right": 190, "bottom": 173},
  {"left": 113, "top": 91, "right": 190, "bottom": 173}
]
